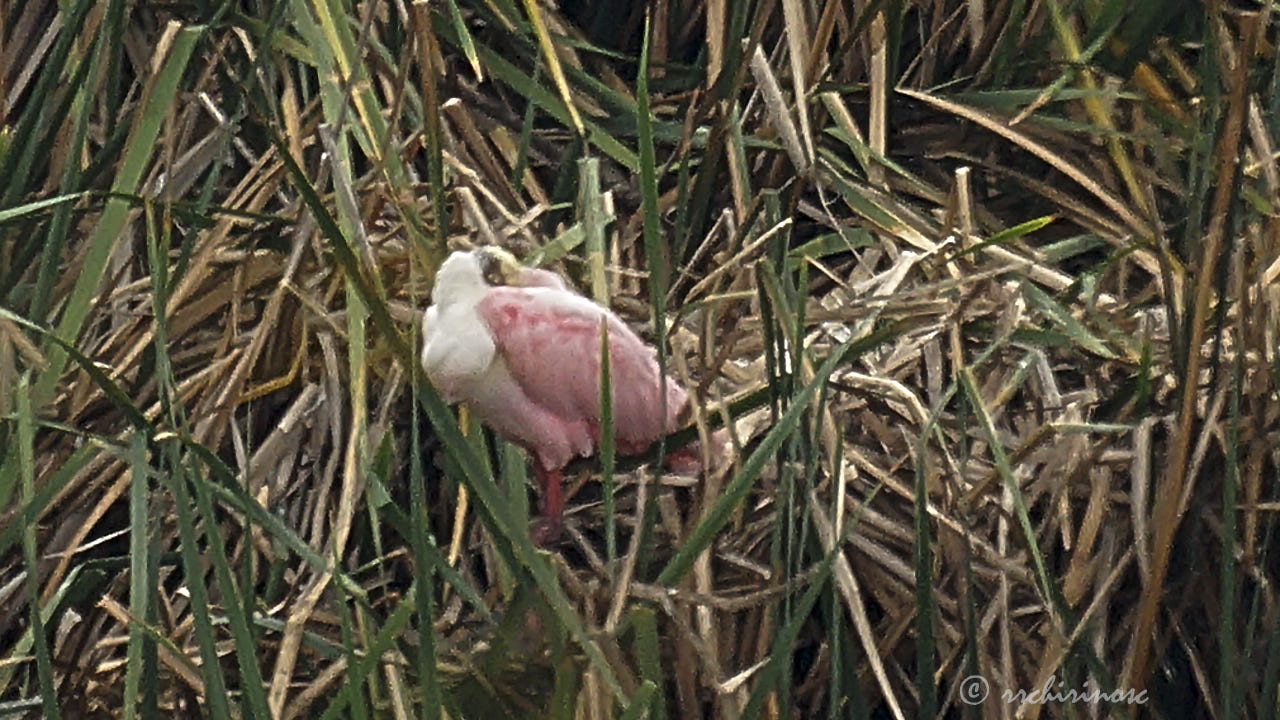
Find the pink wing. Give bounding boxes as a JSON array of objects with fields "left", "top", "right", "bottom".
[{"left": 477, "top": 286, "right": 687, "bottom": 454}]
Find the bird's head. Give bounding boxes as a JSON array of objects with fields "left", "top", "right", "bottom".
[
  {"left": 475, "top": 246, "right": 523, "bottom": 286},
  {"left": 431, "top": 246, "right": 525, "bottom": 308}
]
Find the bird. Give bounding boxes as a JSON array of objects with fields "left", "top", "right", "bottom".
[{"left": 421, "top": 246, "right": 694, "bottom": 544}]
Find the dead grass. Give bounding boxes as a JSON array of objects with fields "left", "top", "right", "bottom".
[{"left": 0, "top": 1, "right": 1277, "bottom": 718}]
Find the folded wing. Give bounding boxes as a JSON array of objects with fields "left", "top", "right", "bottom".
[{"left": 477, "top": 286, "right": 686, "bottom": 454}]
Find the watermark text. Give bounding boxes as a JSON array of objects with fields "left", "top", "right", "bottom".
[{"left": 959, "top": 675, "right": 1148, "bottom": 707}]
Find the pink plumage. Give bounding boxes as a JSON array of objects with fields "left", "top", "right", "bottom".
[
  {"left": 422, "top": 247, "right": 690, "bottom": 542},
  {"left": 479, "top": 287, "right": 687, "bottom": 454}
]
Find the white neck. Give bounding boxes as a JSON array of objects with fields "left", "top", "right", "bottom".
[{"left": 432, "top": 251, "right": 488, "bottom": 310}]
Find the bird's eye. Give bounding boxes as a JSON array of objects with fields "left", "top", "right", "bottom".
[{"left": 479, "top": 252, "right": 505, "bottom": 286}]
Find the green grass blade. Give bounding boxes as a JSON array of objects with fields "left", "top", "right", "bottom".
[
  {"left": 0, "top": 192, "right": 90, "bottom": 225},
  {"left": 579, "top": 157, "right": 608, "bottom": 303},
  {"left": 526, "top": 221, "right": 598, "bottom": 267},
  {"left": 618, "top": 680, "right": 658, "bottom": 720},
  {"left": 123, "top": 433, "right": 150, "bottom": 720},
  {"left": 952, "top": 215, "right": 1057, "bottom": 261},
  {"left": 17, "top": 373, "right": 59, "bottom": 719},
  {"left": 1021, "top": 282, "right": 1116, "bottom": 359},
  {"left": 445, "top": 0, "right": 484, "bottom": 79},
  {"left": 957, "top": 369, "right": 1059, "bottom": 612},
  {"left": 186, "top": 461, "right": 272, "bottom": 716},
  {"left": 164, "top": 456, "right": 232, "bottom": 719},
  {"left": 518, "top": 0, "right": 584, "bottom": 136},
  {"left": 329, "top": 570, "right": 374, "bottom": 720},
  {"left": 0, "top": 305, "right": 147, "bottom": 428},
  {"left": 461, "top": 38, "right": 638, "bottom": 171},
  {"left": 0, "top": 444, "right": 96, "bottom": 576},
  {"left": 656, "top": 327, "right": 875, "bottom": 587},
  {"left": 741, "top": 545, "right": 839, "bottom": 719},
  {"left": 408, "top": 297, "right": 444, "bottom": 720},
  {"left": 0, "top": 564, "right": 102, "bottom": 701},
  {"left": 34, "top": 24, "right": 202, "bottom": 405},
  {"left": 144, "top": 201, "right": 270, "bottom": 716},
  {"left": 318, "top": 588, "right": 425, "bottom": 720},
  {"left": 629, "top": 605, "right": 667, "bottom": 720},
  {"left": 411, "top": 2, "right": 449, "bottom": 255},
  {"left": 182, "top": 441, "right": 368, "bottom": 600},
  {"left": 599, "top": 319, "right": 616, "bottom": 565},
  {"left": 635, "top": 13, "right": 667, "bottom": 579},
  {"left": 29, "top": 1, "right": 110, "bottom": 323},
  {"left": 0, "top": 0, "right": 95, "bottom": 214}
]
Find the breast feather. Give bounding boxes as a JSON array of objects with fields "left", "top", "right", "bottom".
[{"left": 421, "top": 305, "right": 498, "bottom": 402}]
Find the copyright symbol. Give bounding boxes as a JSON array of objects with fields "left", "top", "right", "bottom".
[{"left": 960, "top": 675, "right": 989, "bottom": 705}]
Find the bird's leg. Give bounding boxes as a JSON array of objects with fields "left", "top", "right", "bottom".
[{"left": 531, "top": 463, "right": 564, "bottom": 546}]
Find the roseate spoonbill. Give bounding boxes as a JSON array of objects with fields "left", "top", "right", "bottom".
[{"left": 421, "top": 247, "right": 690, "bottom": 543}]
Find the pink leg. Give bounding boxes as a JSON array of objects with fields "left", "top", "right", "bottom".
[{"left": 531, "top": 463, "right": 564, "bottom": 546}]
